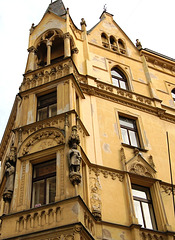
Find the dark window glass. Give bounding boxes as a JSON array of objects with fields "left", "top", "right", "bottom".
[
  {"left": 171, "top": 89, "right": 175, "bottom": 102},
  {"left": 101, "top": 33, "right": 109, "bottom": 48},
  {"left": 111, "top": 69, "right": 128, "bottom": 90},
  {"left": 119, "top": 116, "right": 140, "bottom": 147},
  {"left": 37, "top": 92, "right": 57, "bottom": 121},
  {"left": 132, "top": 185, "right": 157, "bottom": 230},
  {"left": 32, "top": 160, "right": 56, "bottom": 208}
]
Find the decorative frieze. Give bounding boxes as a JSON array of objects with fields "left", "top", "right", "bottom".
[
  {"left": 20, "top": 59, "right": 73, "bottom": 92},
  {"left": 160, "top": 183, "right": 175, "bottom": 196},
  {"left": 95, "top": 80, "right": 153, "bottom": 106},
  {"left": 140, "top": 230, "right": 166, "bottom": 240},
  {"left": 19, "top": 128, "right": 65, "bottom": 156},
  {"left": 89, "top": 167, "right": 124, "bottom": 182}
]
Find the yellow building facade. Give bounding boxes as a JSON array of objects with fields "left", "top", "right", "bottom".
[{"left": 0, "top": 1, "right": 175, "bottom": 239}]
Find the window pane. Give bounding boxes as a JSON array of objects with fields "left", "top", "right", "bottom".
[
  {"left": 112, "top": 78, "right": 119, "bottom": 87},
  {"left": 132, "top": 189, "right": 147, "bottom": 199},
  {"left": 34, "top": 160, "right": 56, "bottom": 178},
  {"left": 49, "top": 104, "right": 57, "bottom": 117},
  {"left": 129, "top": 130, "right": 140, "bottom": 147},
  {"left": 121, "top": 128, "right": 129, "bottom": 145},
  {"left": 142, "top": 202, "right": 153, "bottom": 229},
  {"left": 46, "top": 176, "right": 56, "bottom": 204},
  {"left": 133, "top": 200, "right": 144, "bottom": 227},
  {"left": 119, "top": 117, "right": 135, "bottom": 129},
  {"left": 38, "top": 107, "right": 47, "bottom": 121},
  {"left": 38, "top": 92, "right": 57, "bottom": 107},
  {"left": 171, "top": 91, "right": 175, "bottom": 101},
  {"left": 120, "top": 80, "right": 127, "bottom": 90},
  {"left": 111, "top": 70, "right": 122, "bottom": 78},
  {"left": 32, "top": 180, "right": 45, "bottom": 207}
]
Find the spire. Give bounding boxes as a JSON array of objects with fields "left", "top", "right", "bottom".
[{"left": 45, "top": 0, "right": 67, "bottom": 17}]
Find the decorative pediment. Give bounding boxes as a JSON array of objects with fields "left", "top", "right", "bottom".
[
  {"left": 123, "top": 148, "right": 156, "bottom": 178},
  {"left": 19, "top": 127, "right": 65, "bottom": 156}
]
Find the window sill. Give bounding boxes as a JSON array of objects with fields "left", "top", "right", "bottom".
[{"left": 121, "top": 143, "right": 148, "bottom": 152}]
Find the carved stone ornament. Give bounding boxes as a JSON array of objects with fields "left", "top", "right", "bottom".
[
  {"left": 68, "top": 126, "right": 81, "bottom": 185},
  {"left": 19, "top": 127, "right": 65, "bottom": 156},
  {"left": 136, "top": 39, "right": 142, "bottom": 50},
  {"left": 3, "top": 144, "right": 17, "bottom": 204},
  {"left": 90, "top": 177, "right": 102, "bottom": 221},
  {"left": 126, "top": 148, "right": 156, "bottom": 178}
]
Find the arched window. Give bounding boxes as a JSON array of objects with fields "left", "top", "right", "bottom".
[
  {"left": 51, "top": 36, "right": 64, "bottom": 64},
  {"left": 101, "top": 33, "right": 109, "bottom": 48},
  {"left": 171, "top": 88, "right": 175, "bottom": 102},
  {"left": 118, "top": 39, "right": 126, "bottom": 54},
  {"left": 37, "top": 42, "right": 47, "bottom": 67},
  {"left": 111, "top": 68, "right": 128, "bottom": 90},
  {"left": 110, "top": 36, "right": 117, "bottom": 51}
]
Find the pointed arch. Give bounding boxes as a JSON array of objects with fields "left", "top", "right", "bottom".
[{"left": 111, "top": 66, "right": 129, "bottom": 90}]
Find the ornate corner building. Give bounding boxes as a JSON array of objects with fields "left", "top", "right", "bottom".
[{"left": 0, "top": 1, "right": 175, "bottom": 239}]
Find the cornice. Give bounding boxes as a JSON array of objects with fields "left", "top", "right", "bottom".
[
  {"left": 141, "top": 50, "right": 175, "bottom": 75},
  {"left": 79, "top": 80, "right": 175, "bottom": 124}
]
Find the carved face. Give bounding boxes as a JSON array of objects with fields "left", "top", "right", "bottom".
[
  {"left": 72, "top": 143, "right": 77, "bottom": 149},
  {"left": 6, "top": 162, "right": 11, "bottom": 168}
]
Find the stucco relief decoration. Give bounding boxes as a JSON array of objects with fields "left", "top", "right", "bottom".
[
  {"left": 20, "top": 59, "right": 73, "bottom": 92},
  {"left": 20, "top": 128, "right": 65, "bottom": 156},
  {"left": 126, "top": 148, "right": 156, "bottom": 178},
  {"left": 68, "top": 126, "right": 82, "bottom": 185},
  {"left": 3, "top": 144, "right": 17, "bottom": 214},
  {"left": 90, "top": 176, "right": 102, "bottom": 221}
]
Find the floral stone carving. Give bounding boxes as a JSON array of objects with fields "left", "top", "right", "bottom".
[
  {"left": 90, "top": 176, "right": 102, "bottom": 221},
  {"left": 20, "top": 127, "right": 65, "bottom": 156}
]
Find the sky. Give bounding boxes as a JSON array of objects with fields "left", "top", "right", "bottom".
[{"left": 0, "top": 0, "right": 175, "bottom": 142}]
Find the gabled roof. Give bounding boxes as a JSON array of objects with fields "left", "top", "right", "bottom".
[{"left": 44, "top": 0, "right": 67, "bottom": 18}]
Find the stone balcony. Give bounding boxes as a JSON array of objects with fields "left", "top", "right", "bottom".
[
  {"left": 0, "top": 196, "right": 95, "bottom": 240},
  {"left": 140, "top": 228, "right": 175, "bottom": 240},
  {"left": 19, "top": 58, "right": 87, "bottom": 93}
]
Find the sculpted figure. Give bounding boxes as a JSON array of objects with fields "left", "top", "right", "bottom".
[
  {"left": 68, "top": 143, "right": 81, "bottom": 173},
  {"left": 3, "top": 162, "right": 15, "bottom": 198}
]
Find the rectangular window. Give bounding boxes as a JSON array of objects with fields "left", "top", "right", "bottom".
[
  {"left": 37, "top": 91, "right": 57, "bottom": 121},
  {"left": 32, "top": 160, "right": 56, "bottom": 208},
  {"left": 132, "top": 185, "right": 157, "bottom": 230},
  {"left": 119, "top": 116, "right": 140, "bottom": 148}
]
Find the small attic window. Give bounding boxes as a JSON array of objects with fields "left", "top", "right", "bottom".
[
  {"left": 118, "top": 39, "right": 126, "bottom": 54},
  {"left": 110, "top": 36, "right": 117, "bottom": 52},
  {"left": 101, "top": 33, "right": 109, "bottom": 48}
]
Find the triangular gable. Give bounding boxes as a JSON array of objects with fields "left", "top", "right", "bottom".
[
  {"left": 87, "top": 11, "right": 139, "bottom": 55},
  {"left": 121, "top": 148, "right": 156, "bottom": 178}
]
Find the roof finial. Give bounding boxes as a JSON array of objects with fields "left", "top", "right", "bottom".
[{"left": 103, "top": 4, "right": 107, "bottom": 12}]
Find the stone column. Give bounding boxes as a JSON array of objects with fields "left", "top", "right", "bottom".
[
  {"left": 64, "top": 32, "right": 71, "bottom": 58},
  {"left": 26, "top": 46, "right": 36, "bottom": 72},
  {"left": 47, "top": 41, "right": 52, "bottom": 65}
]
